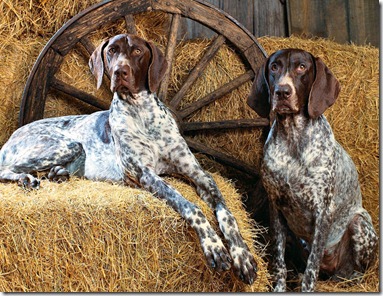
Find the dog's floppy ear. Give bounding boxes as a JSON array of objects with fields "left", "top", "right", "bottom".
[
  {"left": 247, "top": 58, "right": 271, "bottom": 118},
  {"left": 89, "top": 39, "right": 109, "bottom": 89},
  {"left": 308, "top": 56, "right": 340, "bottom": 118},
  {"left": 147, "top": 41, "right": 168, "bottom": 94}
]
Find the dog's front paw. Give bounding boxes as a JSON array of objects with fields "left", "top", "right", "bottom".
[
  {"left": 301, "top": 272, "right": 316, "bottom": 292},
  {"left": 202, "top": 237, "right": 232, "bottom": 272},
  {"left": 230, "top": 245, "right": 258, "bottom": 285},
  {"left": 18, "top": 174, "right": 40, "bottom": 189},
  {"left": 273, "top": 281, "right": 286, "bottom": 292},
  {"left": 48, "top": 166, "right": 70, "bottom": 183}
]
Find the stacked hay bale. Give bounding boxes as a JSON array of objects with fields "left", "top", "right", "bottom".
[
  {"left": 0, "top": 0, "right": 379, "bottom": 292},
  {"left": 0, "top": 174, "right": 269, "bottom": 292}
]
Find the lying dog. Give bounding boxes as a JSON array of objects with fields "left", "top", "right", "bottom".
[
  {"left": 0, "top": 34, "right": 257, "bottom": 284},
  {"left": 247, "top": 48, "right": 377, "bottom": 292}
]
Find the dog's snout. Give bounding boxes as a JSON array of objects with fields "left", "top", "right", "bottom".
[
  {"left": 275, "top": 84, "right": 292, "bottom": 99},
  {"left": 114, "top": 65, "right": 130, "bottom": 80}
]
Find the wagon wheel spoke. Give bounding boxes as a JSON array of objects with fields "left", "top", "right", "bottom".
[
  {"left": 51, "top": 78, "right": 109, "bottom": 110},
  {"left": 169, "top": 34, "right": 226, "bottom": 109},
  {"left": 179, "top": 70, "right": 255, "bottom": 119},
  {"left": 79, "top": 36, "right": 95, "bottom": 56},
  {"left": 124, "top": 14, "right": 137, "bottom": 34},
  {"left": 158, "top": 13, "right": 181, "bottom": 102},
  {"left": 181, "top": 118, "right": 269, "bottom": 133},
  {"left": 185, "top": 138, "right": 260, "bottom": 177}
]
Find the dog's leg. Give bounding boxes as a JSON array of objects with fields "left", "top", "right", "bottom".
[
  {"left": 130, "top": 165, "right": 233, "bottom": 272},
  {"left": 349, "top": 213, "right": 378, "bottom": 274},
  {"left": 0, "top": 139, "right": 84, "bottom": 188},
  {"left": 0, "top": 169, "right": 40, "bottom": 189},
  {"left": 172, "top": 150, "right": 257, "bottom": 284},
  {"left": 301, "top": 209, "right": 331, "bottom": 292},
  {"left": 322, "top": 212, "right": 378, "bottom": 281},
  {"left": 269, "top": 199, "right": 288, "bottom": 292}
]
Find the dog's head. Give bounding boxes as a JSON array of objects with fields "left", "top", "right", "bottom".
[
  {"left": 89, "top": 34, "right": 167, "bottom": 96},
  {"left": 247, "top": 48, "right": 340, "bottom": 119}
]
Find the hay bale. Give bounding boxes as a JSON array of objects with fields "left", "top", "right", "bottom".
[
  {"left": 0, "top": 36, "right": 46, "bottom": 145},
  {"left": 0, "top": 174, "right": 269, "bottom": 292},
  {"left": 0, "top": 0, "right": 98, "bottom": 40}
]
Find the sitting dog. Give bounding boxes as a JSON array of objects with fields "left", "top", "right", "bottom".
[
  {"left": 247, "top": 48, "right": 377, "bottom": 292},
  {"left": 0, "top": 34, "right": 257, "bottom": 284}
]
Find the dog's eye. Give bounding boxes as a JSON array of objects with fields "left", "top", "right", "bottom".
[
  {"left": 270, "top": 63, "right": 278, "bottom": 72},
  {"left": 297, "top": 63, "right": 306, "bottom": 72},
  {"left": 108, "top": 47, "right": 116, "bottom": 55},
  {"left": 133, "top": 48, "right": 142, "bottom": 55}
]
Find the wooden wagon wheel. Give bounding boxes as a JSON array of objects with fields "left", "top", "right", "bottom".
[{"left": 19, "top": 0, "right": 268, "bottom": 179}]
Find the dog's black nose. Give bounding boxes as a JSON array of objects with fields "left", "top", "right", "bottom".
[
  {"left": 114, "top": 65, "right": 130, "bottom": 80},
  {"left": 275, "top": 84, "right": 292, "bottom": 99}
]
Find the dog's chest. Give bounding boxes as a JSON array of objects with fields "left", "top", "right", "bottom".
[
  {"left": 110, "top": 95, "right": 182, "bottom": 171},
  {"left": 262, "top": 119, "right": 335, "bottom": 237}
]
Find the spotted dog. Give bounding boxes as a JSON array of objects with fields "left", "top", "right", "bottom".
[
  {"left": 0, "top": 34, "right": 257, "bottom": 284},
  {"left": 247, "top": 48, "right": 377, "bottom": 292}
]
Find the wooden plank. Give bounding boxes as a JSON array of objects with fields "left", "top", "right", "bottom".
[
  {"left": 288, "top": 0, "right": 326, "bottom": 37},
  {"left": 181, "top": 118, "right": 269, "bottom": 132},
  {"left": 186, "top": 0, "right": 287, "bottom": 39},
  {"left": 253, "top": 0, "right": 287, "bottom": 37},
  {"left": 324, "top": 0, "right": 348, "bottom": 44},
  {"left": 288, "top": 0, "right": 379, "bottom": 46},
  {"left": 183, "top": 0, "right": 220, "bottom": 39},
  {"left": 152, "top": 0, "right": 256, "bottom": 52},
  {"left": 19, "top": 48, "right": 63, "bottom": 126},
  {"left": 348, "top": 0, "right": 379, "bottom": 47},
  {"left": 222, "top": 0, "right": 254, "bottom": 36}
]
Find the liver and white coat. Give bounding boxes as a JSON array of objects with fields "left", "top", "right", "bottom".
[{"left": 247, "top": 48, "right": 377, "bottom": 292}]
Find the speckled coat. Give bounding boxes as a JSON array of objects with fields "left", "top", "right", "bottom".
[{"left": 247, "top": 48, "right": 377, "bottom": 292}]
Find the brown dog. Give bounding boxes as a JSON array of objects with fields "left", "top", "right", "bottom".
[{"left": 247, "top": 48, "right": 377, "bottom": 292}]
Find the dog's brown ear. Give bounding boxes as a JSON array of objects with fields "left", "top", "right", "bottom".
[
  {"left": 308, "top": 57, "right": 340, "bottom": 118},
  {"left": 247, "top": 59, "right": 271, "bottom": 118},
  {"left": 89, "top": 39, "right": 109, "bottom": 89},
  {"left": 147, "top": 41, "right": 168, "bottom": 94}
]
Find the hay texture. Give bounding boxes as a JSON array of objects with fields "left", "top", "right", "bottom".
[
  {"left": 0, "top": 0, "right": 379, "bottom": 292},
  {"left": 0, "top": 174, "right": 269, "bottom": 292}
]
